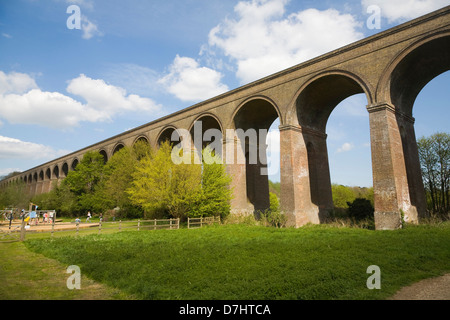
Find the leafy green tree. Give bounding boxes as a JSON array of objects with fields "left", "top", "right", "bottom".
[
  {"left": 95, "top": 141, "right": 151, "bottom": 217},
  {"left": 331, "top": 184, "right": 356, "bottom": 209},
  {"left": 63, "top": 151, "right": 106, "bottom": 213},
  {"left": 128, "top": 141, "right": 202, "bottom": 220},
  {"left": 32, "top": 181, "right": 78, "bottom": 216},
  {"left": 0, "top": 180, "right": 29, "bottom": 210},
  {"left": 190, "top": 148, "right": 232, "bottom": 219},
  {"left": 418, "top": 132, "right": 449, "bottom": 216}
]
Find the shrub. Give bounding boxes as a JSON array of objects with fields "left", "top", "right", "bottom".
[{"left": 347, "top": 198, "right": 374, "bottom": 221}]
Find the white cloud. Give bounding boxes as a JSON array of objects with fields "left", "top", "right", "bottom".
[
  {"left": 361, "top": 0, "right": 450, "bottom": 23},
  {"left": 2, "top": 33, "right": 12, "bottom": 39},
  {"left": 66, "top": 0, "right": 94, "bottom": 10},
  {"left": 0, "top": 136, "right": 70, "bottom": 160},
  {"left": 81, "top": 15, "right": 102, "bottom": 39},
  {"left": 337, "top": 142, "right": 354, "bottom": 153},
  {"left": 0, "top": 71, "right": 38, "bottom": 95},
  {"left": 207, "top": 0, "right": 363, "bottom": 84},
  {"left": 0, "top": 168, "right": 22, "bottom": 178},
  {"left": 158, "top": 55, "right": 229, "bottom": 102},
  {"left": 0, "top": 71, "right": 162, "bottom": 129}
]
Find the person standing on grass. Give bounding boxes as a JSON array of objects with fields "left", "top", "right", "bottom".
[{"left": 86, "top": 211, "right": 91, "bottom": 223}]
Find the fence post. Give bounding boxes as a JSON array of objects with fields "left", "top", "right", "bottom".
[
  {"left": 138, "top": 219, "right": 140, "bottom": 231},
  {"left": 177, "top": 218, "right": 180, "bottom": 229},
  {"left": 119, "top": 220, "right": 122, "bottom": 231},
  {"left": 154, "top": 219, "right": 156, "bottom": 231},
  {"left": 188, "top": 217, "right": 190, "bottom": 229},
  {"left": 200, "top": 216, "right": 203, "bottom": 228},
  {"left": 52, "top": 212, "right": 56, "bottom": 238},
  {"left": 20, "top": 218, "right": 26, "bottom": 242}
]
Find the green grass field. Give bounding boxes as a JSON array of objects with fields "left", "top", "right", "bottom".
[{"left": 4, "top": 222, "right": 446, "bottom": 300}]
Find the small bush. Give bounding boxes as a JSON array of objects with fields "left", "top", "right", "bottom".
[{"left": 347, "top": 198, "right": 374, "bottom": 221}]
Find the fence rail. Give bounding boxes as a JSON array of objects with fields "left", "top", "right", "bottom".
[
  {"left": 1, "top": 215, "right": 222, "bottom": 242},
  {"left": 0, "top": 218, "right": 181, "bottom": 242},
  {"left": 187, "top": 216, "right": 221, "bottom": 229}
]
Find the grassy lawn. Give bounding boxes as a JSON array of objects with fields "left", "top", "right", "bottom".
[
  {"left": 0, "top": 241, "right": 135, "bottom": 300},
  {"left": 11, "top": 222, "right": 449, "bottom": 300}
]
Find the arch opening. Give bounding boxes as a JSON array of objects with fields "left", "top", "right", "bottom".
[
  {"left": 62, "top": 163, "right": 69, "bottom": 177},
  {"left": 71, "top": 159, "right": 79, "bottom": 171},
  {"left": 387, "top": 35, "right": 450, "bottom": 222},
  {"left": 233, "top": 98, "right": 280, "bottom": 216},
  {"left": 190, "top": 115, "right": 223, "bottom": 160},
  {"left": 99, "top": 150, "right": 108, "bottom": 164},
  {"left": 112, "top": 144, "right": 125, "bottom": 156},
  {"left": 390, "top": 35, "right": 450, "bottom": 117},
  {"left": 53, "top": 166, "right": 59, "bottom": 179},
  {"left": 295, "top": 73, "right": 370, "bottom": 223},
  {"left": 157, "top": 127, "right": 180, "bottom": 147}
]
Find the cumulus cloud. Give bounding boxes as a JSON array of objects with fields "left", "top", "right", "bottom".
[
  {"left": 0, "top": 136, "right": 70, "bottom": 160},
  {"left": 158, "top": 55, "right": 229, "bottom": 102},
  {"left": 0, "top": 71, "right": 161, "bottom": 129},
  {"left": 81, "top": 15, "right": 102, "bottom": 39},
  {"left": 0, "top": 71, "right": 38, "bottom": 95},
  {"left": 337, "top": 142, "right": 354, "bottom": 153},
  {"left": 207, "top": 0, "right": 363, "bottom": 84},
  {"left": 361, "top": 0, "right": 450, "bottom": 23}
]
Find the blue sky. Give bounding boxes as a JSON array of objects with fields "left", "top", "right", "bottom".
[{"left": 0, "top": 0, "right": 449, "bottom": 187}]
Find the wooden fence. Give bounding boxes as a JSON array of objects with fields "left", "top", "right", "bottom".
[
  {"left": 187, "top": 216, "right": 221, "bottom": 229},
  {"left": 1, "top": 215, "right": 222, "bottom": 242}
]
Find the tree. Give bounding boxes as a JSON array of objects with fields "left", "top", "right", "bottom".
[
  {"left": 418, "top": 132, "right": 449, "bottom": 216},
  {"left": 190, "top": 148, "right": 232, "bottom": 219},
  {"left": 63, "top": 151, "right": 106, "bottom": 213},
  {"left": 128, "top": 141, "right": 202, "bottom": 220},
  {"left": 332, "top": 184, "right": 356, "bottom": 209},
  {"left": 0, "top": 180, "right": 29, "bottom": 209},
  {"left": 347, "top": 198, "right": 374, "bottom": 221},
  {"left": 95, "top": 141, "right": 151, "bottom": 217}
]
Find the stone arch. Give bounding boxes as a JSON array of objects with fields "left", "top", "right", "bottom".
[
  {"left": 62, "top": 162, "right": 69, "bottom": 177},
  {"left": 156, "top": 126, "right": 180, "bottom": 146},
  {"left": 189, "top": 113, "right": 223, "bottom": 157},
  {"left": 53, "top": 165, "right": 60, "bottom": 179},
  {"left": 230, "top": 96, "right": 281, "bottom": 215},
  {"left": 372, "top": 32, "right": 450, "bottom": 225},
  {"left": 280, "top": 71, "right": 371, "bottom": 225},
  {"left": 133, "top": 135, "right": 150, "bottom": 146},
  {"left": 295, "top": 70, "right": 372, "bottom": 132},
  {"left": 46, "top": 168, "right": 51, "bottom": 180},
  {"left": 112, "top": 143, "right": 125, "bottom": 156},
  {"left": 71, "top": 158, "right": 79, "bottom": 171},
  {"left": 377, "top": 31, "right": 450, "bottom": 116},
  {"left": 39, "top": 170, "right": 44, "bottom": 181},
  {"left": 99, "top": 149, "right": 108, "bottom": 164}
]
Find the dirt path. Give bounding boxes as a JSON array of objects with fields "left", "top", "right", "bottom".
[{"left": 389, "top": 273, "right": 450, "bottom": 300}]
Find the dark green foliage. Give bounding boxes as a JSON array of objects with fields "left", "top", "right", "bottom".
[{"left": 347, "top": 198, "right": 374, "bottom": 221}]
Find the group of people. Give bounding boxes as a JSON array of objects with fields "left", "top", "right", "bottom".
[{"left": 26, "top": 209, "right": 55, "bottom": 225}]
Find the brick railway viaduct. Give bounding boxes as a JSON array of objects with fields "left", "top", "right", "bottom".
[{"left": 1, "top": 7, "right": 450, "bottom": 230}]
